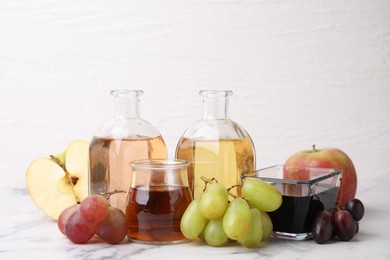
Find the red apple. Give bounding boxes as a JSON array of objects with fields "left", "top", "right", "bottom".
[{"left": 284, "top": 145, "right": 357, "bottom": 206}]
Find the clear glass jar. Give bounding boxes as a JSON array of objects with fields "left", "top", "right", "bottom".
[
  {"left": 175, "top": 90, "right": 256, "bottom": 198},
  {"left": 126, "top": 159, "right": 191, "bottom": 244},
  {"left": 89, "top": 90, "right": 167, "bottom": 213}
]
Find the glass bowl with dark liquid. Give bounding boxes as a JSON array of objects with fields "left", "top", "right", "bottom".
[{"left": 242, "top": 165, "right": 342, "bottom": 240}]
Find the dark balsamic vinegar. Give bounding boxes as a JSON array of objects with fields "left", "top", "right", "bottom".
[{"left": 268, "top": 187, "right": 338, "bottom": 234}]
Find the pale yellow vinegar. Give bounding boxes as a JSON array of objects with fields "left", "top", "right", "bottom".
[{"left": 176, "top": 136, "right": 255, "bottom": 199}]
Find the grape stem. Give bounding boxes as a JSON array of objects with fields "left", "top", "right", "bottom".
[
  {"left": 200, "top": 176, "right": 217, "bottom": 192},
  {"left": 227, "top": 185, "right": 240, "bottom": 199},
  {"left": 200, "top": 176, "right": 239, "bottom": 199},
  {"left": 99, "top": 189, "right": 127, "bottom": 200},
  {"left": 336, "top": 176, "right": 344, "bottom": 207},
  {"left": 329, "top": 177, "right": 344, "bottom": 212},
  {"left": 227, "top": 185, "right": 252, "bottom": 206},
  {"left": 200, "top": 176, "right": 250, "bottom": 205},
  {"left": 200, "top": 176, "right": 217, "bottom": 183}
]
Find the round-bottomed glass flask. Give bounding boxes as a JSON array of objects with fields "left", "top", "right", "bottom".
[
  {"left": 175, "top": 90, "right": 256, "bottom": 198},
  {"left": 89, "top": 90, "right": 167, "bottom": 213}
]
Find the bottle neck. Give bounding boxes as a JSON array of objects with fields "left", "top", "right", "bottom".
[
  {"left": 111, "top": 90, "right": 142, "bottom": 119},
  {"left": 201, "top": 90, "right": 232, "bottom": 120}
]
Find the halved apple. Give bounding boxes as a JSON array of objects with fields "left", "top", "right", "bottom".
[{"left": 26, "top": 140, "right": 89, "bottom": 220}]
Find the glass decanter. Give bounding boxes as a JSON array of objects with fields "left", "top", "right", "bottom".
[
  {"left": 175, "top": 90, "right": 256, "bottom": 198},
  {"left": 89, "top": 90, "right": 167, "bottom": 213}
]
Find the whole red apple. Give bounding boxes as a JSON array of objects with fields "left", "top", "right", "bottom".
[{"left": 284, "top": 145, "right": 357, "bottom": 206}]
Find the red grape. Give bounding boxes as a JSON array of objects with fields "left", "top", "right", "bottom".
[
  {"left": 311, "top": 211, "right": 334, "bottom": 244},
  {"left": 345, "top": 198, "right": 364, "bottom": 221},
  {"left": 64, "top": 211, "right": 97, "bottom": 244},
  {"left": 98, "top": 207, "right": 128, "bottom": 244},
  {"left": 58, "top": 204, "right": 80, "bottom": 234},
  {"left": 355, "top": 222, "right": 359, "bottom": 234},
  {"left": 80, "top": 194, "right": 109, "bottom": 224},
  {"left": 334, "top": 210, "right": 356, "bottom": 241}
]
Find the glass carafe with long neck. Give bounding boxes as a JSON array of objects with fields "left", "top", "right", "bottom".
[
  {"left": 175, "top": 90, "right": 256, "bottom": 198},
  {"left": 89, "top": 90, "right": 167, "bottom": 213}
]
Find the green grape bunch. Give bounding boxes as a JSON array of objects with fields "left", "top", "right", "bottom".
[{"left": 180, "top": 177, "right": 282, "bottom": 248}]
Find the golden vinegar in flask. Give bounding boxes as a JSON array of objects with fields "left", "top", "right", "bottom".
[{"left": 175, "top": 90, "right": 255, "bottom": 198}]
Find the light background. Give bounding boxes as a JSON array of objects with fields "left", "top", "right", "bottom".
[{"left": 1, "top": 0, "right": 389, "bottom": 190}]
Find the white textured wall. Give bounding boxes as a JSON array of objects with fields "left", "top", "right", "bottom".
[{"left": 1, "top": 0, "right": 390, "bottom": 189}]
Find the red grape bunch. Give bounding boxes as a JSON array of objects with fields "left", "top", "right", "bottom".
[
  {"left": 57, "top": 194, "right": 128, "bottom": 244},
  {"left": 311, "top": 198, "right": 365, "bottom": 244}
]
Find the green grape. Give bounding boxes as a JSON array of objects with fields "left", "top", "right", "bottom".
[
  {"left": 242, "top": 178, "right": 282, "bottom": 212},
  {"left": 238, "top": 208, "right": 263, "bottom": 248},
  {"left": 260, "top": 210, "right": 273, "bottom": 240},
  {"left": 180, "top": 199, "right": 207, "bottom": 239},
  {"left": 204, "top": 218, "right": 229, "bottom": 247},
  {"left": 222, "top": 197, "right": 252, "bottom": 240},
  {"left": 197, "top": 220, "right": 209, "bottom": 241},
  {"left": 199, "top": 183, "right": 229, "bottom": 219}
]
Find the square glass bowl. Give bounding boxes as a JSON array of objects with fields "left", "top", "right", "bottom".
[{"left": 241, "top": 165, "right": 342, "bottom": 240}]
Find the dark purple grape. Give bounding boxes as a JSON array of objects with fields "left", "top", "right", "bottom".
[
  {"left": 311, "top": 211, "right": 334, "bottom": 244},
  {"left": 334, "top": 210, "right": 356, "bottom": 241},
  {"left": 345, "top": 198, "right": 364, "bottom": 221},
  {"left": 355, "top": 222, "right": 359, "bottom": 234}
]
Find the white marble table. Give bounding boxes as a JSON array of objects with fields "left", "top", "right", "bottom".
[{"left": 1, "top": 178, "right": 389, "bottom": 260}]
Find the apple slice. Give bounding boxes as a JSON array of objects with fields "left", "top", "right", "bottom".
[
  {"left": 26, "top": 140, "right": 89, "bottom": 219},
  {"left": 64, "top": 140, "right": 89, "bottom": 202}
]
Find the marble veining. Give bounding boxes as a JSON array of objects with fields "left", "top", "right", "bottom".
[{"left": 1, "top": 179, "right": 389, "bottom": 260}]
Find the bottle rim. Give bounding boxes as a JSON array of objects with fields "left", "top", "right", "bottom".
[
  {"left": 199, "top": 90, "right": 233, "bottom": 97},
  {"left": 110, "top": 90, "right": 144, "bottom": 97}
]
